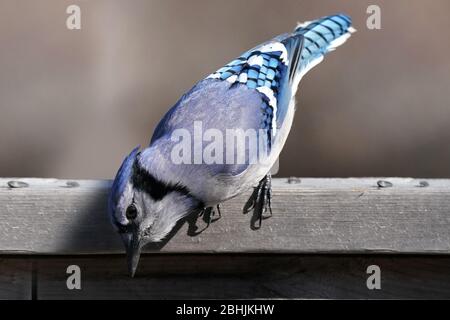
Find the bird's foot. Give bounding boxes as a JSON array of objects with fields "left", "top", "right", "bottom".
[
  {"left": 187, "top": 204, "right": 222, "bottom": 236},
  {"left": 200, "top": 204, "right": 222, "bottom": 225},
  {"left": 243, "top": 174, "right": 273, "bottom": 229}
]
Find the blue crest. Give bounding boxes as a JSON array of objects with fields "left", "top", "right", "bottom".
[{"left": 108, "top": 146, "right": 140, "bottom": 218}]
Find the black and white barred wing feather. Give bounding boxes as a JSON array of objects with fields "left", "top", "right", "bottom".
[{"left": 207, "top": 14, "right": 355, "bottom": 146}]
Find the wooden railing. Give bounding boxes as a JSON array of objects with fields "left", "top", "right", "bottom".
[{"left": 1, "top": 177, "right": 449, "bottom": 299}]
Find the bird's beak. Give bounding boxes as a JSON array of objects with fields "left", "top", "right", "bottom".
[{"left": 121, "top": 229, "right": 142, "bottom": 278}]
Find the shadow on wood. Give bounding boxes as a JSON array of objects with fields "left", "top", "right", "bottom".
[{"left": 2, "top": 255, "right": 450, "bottom": 299}]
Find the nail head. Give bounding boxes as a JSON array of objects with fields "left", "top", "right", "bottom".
[
  {"left": 377, "top": 180, "right": 393, "bottom": 188},
  {"left": 418, "top": 181, "right": 429, "bottom": 188},
  {"left": 287, "top": 177, "right": 301, "bottom": 184},
  {"left": 7, "top": 180, "right": 29, "bottom": 188},
  {"left": 65, "top": 181, "right": 79, "bottom": 188}
]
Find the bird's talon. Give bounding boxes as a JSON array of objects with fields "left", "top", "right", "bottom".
[
  {"left": 244, "top": 174, "right": 273, "bottom": 229},
  {"left": 210, "top": 204, "right": 222, "bottom": 223}
]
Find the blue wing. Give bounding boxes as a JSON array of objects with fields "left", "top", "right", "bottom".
[
  {"left": 149, "top": 14, "right": 354, "bottom": 178},
  {"left": 206, "top": 13, "right": 354, "bottom": 146}
]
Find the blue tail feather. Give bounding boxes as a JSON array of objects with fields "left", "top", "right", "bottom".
[{"left": 285, "top": 14, "right": 354, "bottom": 87}]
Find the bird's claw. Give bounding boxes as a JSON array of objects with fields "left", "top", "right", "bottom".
[
  {"left": 188, "top": 204, "right": 222, "bottom": 236},
  {"left": 199, "top": 204, "right": 222, "bottom": 225},
  {"left": 244, "top": 174, "right": 273, "bottom": 229}
]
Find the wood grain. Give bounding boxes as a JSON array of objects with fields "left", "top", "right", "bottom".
[
  {"left": 1, "top": 177, "right": 450, "bottom": 254},
  {"left": 0, "top": 258, "right": 31, "bottom": 299},
  {"left": 16, "top": 255, "right": 450, "bottom": 299}
]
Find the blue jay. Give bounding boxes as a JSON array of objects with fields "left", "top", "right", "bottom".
[{"left": 108, "top": 14, "right": 354, "bottom": 276}]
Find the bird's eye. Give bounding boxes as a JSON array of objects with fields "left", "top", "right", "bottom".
[{"left": 126, "top": 204, "right": 138, "bottom": 220}]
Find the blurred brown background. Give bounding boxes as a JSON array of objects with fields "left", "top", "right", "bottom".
[{"left": 1, "top": 0, "right": 449, "bottom": 179}]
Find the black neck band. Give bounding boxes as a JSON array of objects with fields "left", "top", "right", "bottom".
[{"left": 131, "top": 154, "right": 205, "bottom": 209}]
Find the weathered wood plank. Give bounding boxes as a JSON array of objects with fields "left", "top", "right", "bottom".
[
  {"left": 1, "top": 177, "right": 450, "bottom": 254},
  {"left": 0, "top": 258, "right": 31, "bottom": 299},
  {"left": 30, "top": 255, "right": 450, "bottom": 299}
]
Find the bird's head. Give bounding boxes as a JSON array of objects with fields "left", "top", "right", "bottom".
[{"left": 108, "top": 146, "right": 202, "bottom": 277}]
